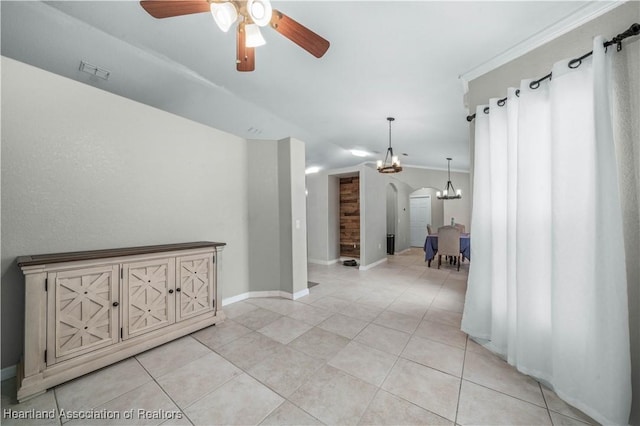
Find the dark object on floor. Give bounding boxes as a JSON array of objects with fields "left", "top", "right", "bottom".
[
  {"left": 308, "top": 281, "right": 320, "bottom": 289},
  {"left": 387, "top": 234, "right": 395, "bottom": 255},
  {"left": 343, "top": 259, "right": 358, "bottom": 267}
]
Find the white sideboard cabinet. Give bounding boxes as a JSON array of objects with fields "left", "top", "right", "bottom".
[{"left": 16, "top": 241, "right": 226, "bottom": 402}]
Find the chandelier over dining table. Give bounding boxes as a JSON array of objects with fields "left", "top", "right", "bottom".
[{"left": 437, "top": 157, "right": 462, "bottom": 199}]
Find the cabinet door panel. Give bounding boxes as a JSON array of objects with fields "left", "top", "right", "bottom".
[
  {"left": 48, "top": 265, "right": 119, "bottom": 364},
  {"left": 176, "top": 254, "right": 214, "bottom": 321},
  {"left": 123, "top": 258, "right": 175, "bottom": 339}
]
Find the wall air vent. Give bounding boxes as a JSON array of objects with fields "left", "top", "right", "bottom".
[{"left": 79, "top": 61, "right": 111, "bottom": 80}]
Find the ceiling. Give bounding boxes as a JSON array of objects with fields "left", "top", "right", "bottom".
[{"left": 1, "top": 1, "right": 607, "bottom": 172}]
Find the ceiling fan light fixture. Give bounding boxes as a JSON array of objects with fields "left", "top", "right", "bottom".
[
  {"left": 210, "top": 2, "right": 238, "bottom": 33},
  {"left": 139, "top": 0, "right": 330, "bottom": 71},
  {"left": 247, "top": 0, "right": 273, "bottom": 27},
  {"left": 245, "top": 23, "right": 266, "bottom": 47}
]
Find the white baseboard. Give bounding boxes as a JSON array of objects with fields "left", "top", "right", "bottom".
[
  {"left": 222, "top": 288, "right": 310, "bottom": 306},
  {"left": 308, "top": 258, "right": 339, "bottom": 265},
  {"left": 221, "top": 292, "right": 251, "bottom": 306},
  {"left": 292, "top": 288, "right": 310, "bottom": 300},
  {"left": 1, "top": 365, "right": 17, "bottom": 381},
  {"left": 359, "top": 257, "right": 388, "bottom": 271},
  {"left": 396, "top": 248, "right": 411, "bottom": 255}
]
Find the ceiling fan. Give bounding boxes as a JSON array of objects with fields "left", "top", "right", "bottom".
[{"left": 139, "top": 0, "right": 330, "bottom": 72}]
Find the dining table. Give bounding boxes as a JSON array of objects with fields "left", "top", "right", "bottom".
[{"left": 423, "top": 233, "right": 471, "bottom": 267}]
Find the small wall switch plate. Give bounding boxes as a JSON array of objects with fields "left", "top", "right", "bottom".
[{"left": 295, "top": 219, "right": 300, "bottom": 229}]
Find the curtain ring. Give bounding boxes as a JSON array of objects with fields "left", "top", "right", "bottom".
[
  {"left": 568, "top": 58, "right": 581, "bottom": 69},
  {"left": 529, "top": 80, "right": 540, "bottom": 90},
  {"left": 617, "top": 41, "right": 622, "bottom": 52},
  {"left": 497, "top": 98, "right": 506, "bottom": 107},
  {"left": 515, "top": 89, "right": 520, "bottom": 97},
  {"left": 483, "top": 107, "right": 490, "bottom": 114}
]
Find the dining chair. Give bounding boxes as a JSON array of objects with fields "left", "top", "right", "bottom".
[
  {"left": 437, "top": 225, "right": 461, "bottom": 271},
  {"left": 454, "top": 223, "right": 466, "bottom": 234}
]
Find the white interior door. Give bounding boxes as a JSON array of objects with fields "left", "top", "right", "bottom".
[{"left": 410, "top": 196, "right": 431, "bottom": 247}]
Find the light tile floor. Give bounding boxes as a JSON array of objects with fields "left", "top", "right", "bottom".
[{"left": 1, "top": 248, "right": 597, "bottom": 425}]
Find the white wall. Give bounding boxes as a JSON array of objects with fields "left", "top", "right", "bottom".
[
  {"left": 247, "top": 140, "right": 281, "bottom": 292},
  {"left": 277, "top": 138, "right": 308, "bottom": 295},
  {"left": 467, "top": 2, "right": 639, "bottom": 112},
  {"left": 360, "top": 165, "right": 419, "bottom": 265},
  {"left": 305, "top": 172, "right": 330, "bottom": 263},
  {"left": 248, "top": 138, "right": 308, "bottom": 296},
  {"left": 388, "top": 176, "right": 412, "bottom": 254},
  {"left": 360, "top": 166, "right": 387, "bottom": 266},
  {"left": 1, "top": 57, "right": 250, "bottom": 368}
]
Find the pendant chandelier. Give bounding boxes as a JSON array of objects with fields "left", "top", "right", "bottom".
[
  {"left": 377, "top": 117, "right": 402, "bottom": 174},
  {"left": 437, "top": 158, "right": 462, "bottom": 199}
]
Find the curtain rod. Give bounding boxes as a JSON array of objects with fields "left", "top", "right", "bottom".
[{"left": 466, "top": 22, "right": 640, "bottom": 122}]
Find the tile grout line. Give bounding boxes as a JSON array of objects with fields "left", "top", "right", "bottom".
[
  {"left": 307, "top": 276, "right": 402, "bottom": 425},
  {"left": 52, "top": 385, "right": 62, "bottom": 426},
  {"left": 539, "top": 381, "right": 555, "bottom": 425},
  {"left": 454, "top": 334, "right": 470, "bottom": 425},
  {"left": 339, "top": 251, "right": 456, "bottom": 421},
  {"left": 355, "top": 342, "right": 405, "bottom": 425},
  {"left": 372, "top": 344, "right": 455, "bottom": 424},
  {"left": 56, "top": 361, "right": 158, "bottom": 422},
  {"left": 132, "top": 356, "right": 195, "bottom": 426},
  {"left": 279, "top": 398, "right": 328, "bottom": 426},
  {"left": 229, "top": 325, "right": 329, "bottom": 423},
  {"left": 235, "top": 289, "right": 378, "bottom": 425},
  {"left": 462, "top": 375, "right": 549, "bottom": 409},
  {"left": 355, "top": 386, "right": 383, "bottom": 425}
]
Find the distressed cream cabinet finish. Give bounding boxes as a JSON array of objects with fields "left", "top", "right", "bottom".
[
  {"left": 122, "top": 258, "right": 175, "bottom": 340},
  {"left": 16, "top": 242, "right": 226, "bottom": 402}
]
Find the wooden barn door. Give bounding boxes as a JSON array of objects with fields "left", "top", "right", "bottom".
[{"left": 340, "top": 176, "right": 360, "bottom": 258}]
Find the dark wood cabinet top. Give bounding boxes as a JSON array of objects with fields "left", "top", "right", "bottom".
[{"left": 16, "top": 241, "right": 226, "bottom": 267}]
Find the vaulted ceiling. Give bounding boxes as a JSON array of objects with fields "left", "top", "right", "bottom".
[{"left": 2, "top": 1, "right": 608, "bottom": 172}]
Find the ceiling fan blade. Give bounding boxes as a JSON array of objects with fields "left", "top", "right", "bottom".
[
  {"left": 237, "top": 23, "right": 255, "bottom": 72},
  {"left": 270, "top": 9, "right": 330, "bottom": 58},
  {"left": 140, "top": 1, "right": 210, "bottom": 19}
]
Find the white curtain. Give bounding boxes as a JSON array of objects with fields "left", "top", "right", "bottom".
[{"left": 462, "top": 36, "right": 632, "bottom": 425}]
